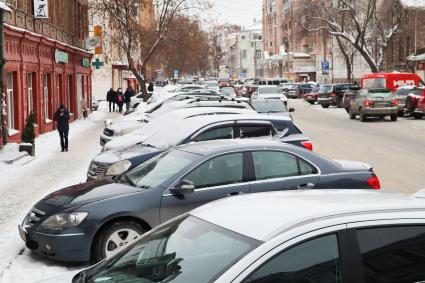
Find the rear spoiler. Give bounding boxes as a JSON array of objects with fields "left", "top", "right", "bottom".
[{"left": 333, "top": 160, "right": 373, "bottom": 172}]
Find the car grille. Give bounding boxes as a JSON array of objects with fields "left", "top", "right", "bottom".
[
  {"left": 103, "top": 128, "right": 114, "bottom": 137},
  {"left": 23, "top": 207, "right": 46, "bottom": 227},
  {"left": 87, "top": 161, "right": 109, "bottom": 179}
]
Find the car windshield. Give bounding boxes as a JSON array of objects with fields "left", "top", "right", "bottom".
[
  {"left": 410, "top": 89, "right": 424, "bottom": 96},
  {"left": 251, "top": 100, "right": 288, "bottom": 113},
  {"left": 124, "top": 150, "right": 199, "bottom": 189},
  {"left": 395, "top": 88, "right": 412, "bottom": 96},
  {"left": 221, "top": 88, "right": 236, "bottom": 95},
  {"left": 368, "top": 90, "right": 392, "bottom": 98},
  {"left": 77, "top": 215, "right": 260, "bottom": 283},
  {"left": 280, "top": 83, "right": 296, "bottom": 89},
  {"left": 206, "top": 82, "right": 219, "bottom": 87},
  {"left": 320, "top": 85, "right": 333, "bottom": 92},
  {"left": 259, "top": 87, "right": 280, "bottom": 94}
]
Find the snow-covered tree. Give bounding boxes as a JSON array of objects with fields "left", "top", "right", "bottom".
[{"left": 301, "top": 0, "right": 402, "bottom": 73}]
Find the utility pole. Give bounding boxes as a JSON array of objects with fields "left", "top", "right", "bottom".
[{"left": 0, "top": 3, "right": 11, "bottom": 148}]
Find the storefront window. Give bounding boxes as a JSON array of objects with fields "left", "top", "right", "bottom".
[
  {"left": 43, "top": 74, "right": 50, "bottom": 120},
  {"left": 67, "top": 75, "right": 72, "bottom": 113},
  {"left": 6, "top": 72, "right": 14, "bottom": 130},
  {"left": 27, "top": 73, "right": 33, "bottom": 114}
]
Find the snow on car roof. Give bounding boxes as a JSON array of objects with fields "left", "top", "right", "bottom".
[
  {"left": 190, "top": 190, "right": 425, "bottom": 241},
  {"left": 400, "top": 0, "right": 425, "bottom": 9}
]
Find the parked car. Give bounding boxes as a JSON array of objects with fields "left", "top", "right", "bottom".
[
  {"left": 91, "top": 114, "right": 311, "bottom": 180},
  {"left": 20, "top": 139, "right": 379, "bottom": 262},
  {"left": 258, "top": 78, "right": 289, "bottom": 86},
  {"left": 251, "top": 86, "right": 288, "bottom": 104},
  {"left": 204, "top": 80, "right": 220, "bottom": 91},
  {"left": 250, "top": 99, "right": 295, "bottom": 117},
  {"left": 91, "top": 97, "right": 99, "bottom": 111},
  {"left": 362, "top": 72, "right": 424, "bottom": 91},
  {"left": 393, "top": 86, "right": 416, "bottom": 116},
  {"left": 279, "top": 83, "right": 297, "bottom": 98},
  {"left": 220, "top": 87, "right": 237, "bottom": 97},
  {"left": 318, "top": 83, "right": 353, "bottom": 108},
  {"left": 100, "top": 98, "right": 255, "bottom": 145},
  {"left": 294, "top": 83, "right": 315, "bottom": 98},
  {"left": 47, "top": 189, "right": 425, "bottom": 283},
  {"left": 342, "top": 87, "right": 361, "bottom": 113},
  {"left": 303, "top": 86, "right": 321, "bottom": 104},
  {"left": 348, "top": 88, "right": 398, "bottom": 122},
  {"left": 218, "top": 78, "right": 231, "bottom": 88},
  {"left": 404, "top": 87, "right": 425, "bottom": 119}
]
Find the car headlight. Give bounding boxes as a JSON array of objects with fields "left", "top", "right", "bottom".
[
  {"left": 113, "top": 129, "right": 122, "bottom": 136},
  {"left": 41, "top": 212, "right": 88, "bottom": 228},
  {"left": 106, "top": 160, "right": 132, "bottom": 176}
]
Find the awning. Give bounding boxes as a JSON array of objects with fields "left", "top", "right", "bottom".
[{"left": 408, "top": 53, "right": 425, "bottom": 61}]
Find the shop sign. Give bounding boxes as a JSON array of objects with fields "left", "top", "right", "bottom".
[
  {"left": 55, "top": 49, "right": 68, "bottom": 64},
  {"left": 81, "top": 58, "right": 90, "bottom": 68},
  {"left": 34, "top": 0, "right": 49, "bottom": 18}
]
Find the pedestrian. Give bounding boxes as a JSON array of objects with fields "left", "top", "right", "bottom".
[
  {"left": 82, "top": 105, "right": 88, "bottom": 119},
  {"left": 147, "top": 82, "right": 154, "bottom": 92},
  {"left": 124, "top": 86, "right": 134, "bottom": 113},
  {"left": 106, "top": 88, "right": 116, "bottom": 112},
  {"left": 54, "top": 104, "right": 70, "bottom": 152},
  {"left": 116, "top": 88, "right": 124, "bottom": 113}
]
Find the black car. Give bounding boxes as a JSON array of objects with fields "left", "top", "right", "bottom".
[
  {"left": 89, "top": 114, "right": 312, "bottom": 181},
  {"left": 317, "top": 83, "right": 353, "bottom": 108},
  {"left": 19, "top": 139, "right": 380, "bottom": 262},
  {"left": 295, "top": 83, "right": 316, "bottom": 98}
]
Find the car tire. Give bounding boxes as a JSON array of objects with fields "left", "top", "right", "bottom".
[
  {"left": 390, "top": 114, "right": 398, "bottom": 121},
  {"left": 359, "top": 109, "right": 367, "bottom": 122},
  {"left": 398, "top": 111, "right": 404, "bottom": 117},
  {"left": 321, "top": 104, "right": 329, "bottom": 109},
  {"left": 413, "top": 113, "right": 424, "bottom": 119},
  {"left": 133, "top": 103, "right": 139, "bottom": 109},
  {"left": 405, "top": 96, "right": 415, "bottom": 114},
  {"left": 349, "top": 108, "right": 356, "bottom": 120},
  {"left": 92, "top": 221, "right": 146, "bottom": 262},
  {"left": 308, "top": 101, "right": 315, "bottom": 105}
]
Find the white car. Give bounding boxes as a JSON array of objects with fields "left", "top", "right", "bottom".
[
  {"left": 41, "top": 189, "right": 425, "bottom": 283},
  {"left": 251, "top": 85, "right": 288, "bottom": 104},
  {"left": 204, "top": 80, "right": 220, "bottom": 91}
]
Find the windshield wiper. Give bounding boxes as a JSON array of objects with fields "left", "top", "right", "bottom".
[{"left": 122, "top": 174, "right": 136, "bottom": 187}]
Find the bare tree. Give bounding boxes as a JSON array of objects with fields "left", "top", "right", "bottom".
[
  {"left": 91, "top": 0, "right": 210, "bottom": 98},
  {"left": 301, "top": 0, "right": 401, "bottom": 73}
]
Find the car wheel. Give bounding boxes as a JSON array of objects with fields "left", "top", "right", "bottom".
[
  {"left": 93, "top": 221, "right": 146, "bottom": 262},
  {"left": 359, "top": 109, "right": 367, "bottom": 122},
  {"left": 398, "top": 111, "right": 404, "bottom": 117},
  {"left": 133, "top": 103, "right": 139, "bottom": 109},
  {"left": 345, "top": 107, "right": 350, "bottom": 114},
  {"left": 308, "top": 101, "right": 315, "bottom": 105},
  {"left": 405, "top": 97, "right": 415, "bottom": 114},
  {"left": 413, "top": 113, "right": 424, "bottom": 119},
  {"left": 349, "top": 107, "right": 356, "bottom": 120},
  {"left": 321, "top": 104, "right": 329, "bottom": 109},
  {"left": 390, "top": 114, "right": 398, "bottom": 121}
]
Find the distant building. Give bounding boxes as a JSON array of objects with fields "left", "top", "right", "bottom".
[
  {"left": 2, "top": 0, "right": 91, "bottom": 144},
  {"left": 211, "top": 24, "right": 241, "bottom": 78}
]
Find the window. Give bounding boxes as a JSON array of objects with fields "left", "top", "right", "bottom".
[
  {"left": 6, "top": 73, "right": 14, "bottom": 130},
  {"left": 27, "top": 73, "right": 34, "bottom": 114},
  {"left": 252, "top": 151, "right": 316, "bottom": 181},
  {"left": 242, "top": 50, "right": 247, "bottom": 59},
  {"left": 192, "top": 126, "right": 234, "bottom": 142},
  {"left": 243, "top": 234, "right": 341, "bottom": 283},
  {"left": 184, "top": 153, "right": 243, "bottom": 189},
  {"left": 43, "top": 74, "right": 50, "bottom": 120},
  {"left": 356, "top": 226, "right": 425, "bottom": 283},
  {"left": 239, "top": 126, "right": 273, "bottom": 139}
]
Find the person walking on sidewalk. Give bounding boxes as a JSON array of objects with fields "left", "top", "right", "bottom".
[
  {"left": 54, "top": 104, "right": 70, "bottom": 152},
  {"left": 116, "top": 88, "right": 124, "bottom": 113},
  {"left": 106, "top": 88, "right": 116, "bottom": 112},
  {"left": 124, "top": 86, "right": 134, "bottom": 113}
]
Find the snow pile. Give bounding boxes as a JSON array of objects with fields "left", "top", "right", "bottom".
[{"left": 400, "top": 0, "right": 425, "bottom": 9}]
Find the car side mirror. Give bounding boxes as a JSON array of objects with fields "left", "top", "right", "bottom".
[
  {"left": 170, "top": 180, "right": 195, "bottom": 195},
  {"left": 289, "top": 108, "right": 295, "bottom": 112}
]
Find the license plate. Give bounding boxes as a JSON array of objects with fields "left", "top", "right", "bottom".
[{"left": 18, "top": 225, "right": 27, "bottom": 242}]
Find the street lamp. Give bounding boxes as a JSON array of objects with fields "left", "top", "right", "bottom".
[{"left": 0, "top": 1, "right": 11, "bottom": 148}]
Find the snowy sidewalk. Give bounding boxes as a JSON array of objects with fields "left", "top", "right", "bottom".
[{"left": 0, "top": 107, "right": 120, "bottom": 282}]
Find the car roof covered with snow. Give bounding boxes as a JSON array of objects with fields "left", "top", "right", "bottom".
[{"left": 190, "top": 189, "right": 425, "bottom": 241}]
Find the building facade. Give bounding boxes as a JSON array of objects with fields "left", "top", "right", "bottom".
[{"left": 1, "top": 0, "right": 92, "bottom": 144}]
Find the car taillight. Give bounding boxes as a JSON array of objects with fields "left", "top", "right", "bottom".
[
  {"left": 365, "top": 99, "right": 373, "bottom": 107},
  {"left": 367, "top": 175, "right": 381, "bottom": 190},
  {"left": 391, "top": 98, "right": 398, "bottom": 106},
  {"left": 331, "top": 93, "right": 336, "bottom": 97},
  {"left": 301, "top": 141, "right": 313, "bottom": 151}
]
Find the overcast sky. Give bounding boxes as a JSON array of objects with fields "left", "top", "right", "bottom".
[{"left": 210, "top": 0, "right": 262, "bottom": 28}]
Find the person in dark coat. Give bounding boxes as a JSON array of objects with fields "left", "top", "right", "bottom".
[
  {"left": 124, "top": 86, "right": 134, "bottom": 113},
  {"left": 115, "top": 88, "right": 124, "bottom": 113},
  {"left": 54, "top": 104, "right": 70, "bottom": 152},
  {"left": 147, "top": 82, "right": 154, "bottom": 92},
  {"left": 106, "top": 88, "right": 116, "bottom": 112}
]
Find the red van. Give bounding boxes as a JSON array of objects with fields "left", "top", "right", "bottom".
[{"left": 361, "top": 73, "right": 424, "bottom": 91}]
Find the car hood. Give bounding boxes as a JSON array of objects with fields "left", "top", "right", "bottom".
[
  {"left": 109, "top": 120, "right": 147, "bottom": 133},
  {"left": 35, "top": 180, "right": 143, "bottom": 212},
  {"left": 95, "top": 144, "right": 164, "bottom": 164},
  {"left": 36, "top": 271, "right": 80, "bottom": 283},
  {"left": 104, "top": 132, "right": 151, "bottom": 151}
]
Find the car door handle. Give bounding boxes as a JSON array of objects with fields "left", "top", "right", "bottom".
[
  {"left": 297, "top": 183, "right": 316, "bottom": 190},
  {"left": 227, "top": 191, "right": 245, "bottom": 197}
]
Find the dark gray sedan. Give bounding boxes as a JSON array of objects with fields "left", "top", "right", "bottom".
[{"left": 19, "top": 139, "right": 380, "bottom": 263}]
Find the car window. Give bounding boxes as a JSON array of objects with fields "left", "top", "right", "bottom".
[
  {"left": 356, "top": 225, "right": 425, "bottom": 283},
  {"left": 239, "top": 126, "right": 273, "bottom": 139},
  {"left": 243, "top": 234, "right": 341, "bottom": 283},
  {"left": 184, "top": 153, "right": 244, "bottom": 189},
  {"left": 252, "top": 151, "right": 298, "bottom": 180},
  {"left": 192, "top": 126, "right": 234, "bottom": 142}
]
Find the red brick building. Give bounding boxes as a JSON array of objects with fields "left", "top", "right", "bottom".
[{"left": 1, "top": 0, "right": 92, "bottom": 144}]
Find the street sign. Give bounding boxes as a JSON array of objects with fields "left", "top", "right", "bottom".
[
  {"left": 81, "top": 58, "right": 90, "bottom": 68},
  {"left": 92, "top": 58, "right": 104, "bottom": 70},
  {"left": 54, "top": 49, "right": 68, "bottom": 64},
  {"left": 174, "top": 69, "right": 179, "bottom": 79},
  {"left": 322, "top": 60, "right": 330, "bottom": 74},
  {"left": 34, "top": 0, "right": 49, "bottom": 18},
  {"left": 93, "top": 26, "right": 103, "bottom": 54}
]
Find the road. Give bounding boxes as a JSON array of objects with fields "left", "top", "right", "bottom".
[{"left": 291, "top": 99, "right": 425, "bottom": 194}]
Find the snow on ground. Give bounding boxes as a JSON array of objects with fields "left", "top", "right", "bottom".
[{"left": 0, "top": 104, "right": 120, "bottom": 283}]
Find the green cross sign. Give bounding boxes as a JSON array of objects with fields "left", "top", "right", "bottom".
[{"left": 92, "top": 58, "right": 104, "bottom": 69}]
